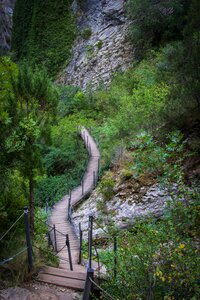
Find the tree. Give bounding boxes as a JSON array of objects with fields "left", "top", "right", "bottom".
[
  {"left": 5, "top": 62, "right": 58, "bottom": 234},
  {"left": 126, "top": 0, "right": 190, "bottom": 58}
]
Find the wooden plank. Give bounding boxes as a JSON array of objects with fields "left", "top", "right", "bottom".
[
  {"left": 42, "top": 266, "right": 86, "bottom": 280},
  {"left": 37, "top": 273, "right": 85, "bottom": 291}
]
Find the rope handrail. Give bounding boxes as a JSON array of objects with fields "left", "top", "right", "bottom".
[
  {"left": 0, "top": 213, "right": 24, "bottom": 242},
  {"left": 0, "top": 247, "right": 27, "bottom": 266},
  {"left": 32, "top": 244, "right": 70, "bottom": 263},
  {"left": 89, "top": 277, "right": 116, "bottom": 300},
  {"left": 34, "top": 215, "right": 66, "bottom": 237}
]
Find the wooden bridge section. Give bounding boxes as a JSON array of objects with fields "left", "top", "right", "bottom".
[{"left": 37, "top": 128, "right": 100, "bottom": 291}]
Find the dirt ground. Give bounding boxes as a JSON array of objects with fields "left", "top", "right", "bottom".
[{"left": 0, "top": 280, "right": 82, "bottom": 300}]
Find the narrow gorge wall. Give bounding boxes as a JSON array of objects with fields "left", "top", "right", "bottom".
[
  {"left": 58, "top": 0, "right": 133, "bottom": 90},
  {"left": 0, "top": 0, "right": 16, "bottom": 51}
]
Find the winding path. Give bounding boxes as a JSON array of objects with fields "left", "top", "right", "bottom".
[{"left": 37, "top": 128, "right": 100, "bottom": 290}]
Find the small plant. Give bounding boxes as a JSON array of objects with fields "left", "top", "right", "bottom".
[
  {"left": 99, "top": 171, "right": 115, "bottom": 201},
  {"left": 131, "top": 131, "right": 187, "bottom": 186},
  {"left": 96, "top": 198, "right": 107, "bottom": 213},
  {"left": 81, "top": 27, "right": 92, "bottom": 40},
  {"left": 96, "top": 40, "right": 103, "bottom": 49},
  {"left": 85, "top": 44, "right": 94, "bottom": 58},
  {"left": 121, "top": 168, "right": 133, "bottom": 181}
]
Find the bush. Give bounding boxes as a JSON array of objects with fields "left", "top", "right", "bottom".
[
  {"left": 99, "top": 171, "right": 115, "bottom": 201},
  {"left": 126, "top": 0, "right": 189, "bottom": 58},
  {"left": 100, "top": 191, "right": 200, "bottom": 299},
  {"left": 131, "top": 130, "right": 187, "bottom": 186},
  {"left": 81, "top": 27, "right": 92, "bottom": 40}
]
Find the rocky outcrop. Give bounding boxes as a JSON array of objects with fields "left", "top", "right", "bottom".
[
  {"left": 58, "top": 0, "right": 133, "bottom": 90},
  {"left": 0, "top": 0, "right": 16, "bottom": 51},
  {"left": 72, "top": 183, "right": 171, "bottom": 239}
]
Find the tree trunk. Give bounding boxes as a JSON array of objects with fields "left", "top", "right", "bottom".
[{"left": 29, "top": 173, "right": 35, "bottom": 236}]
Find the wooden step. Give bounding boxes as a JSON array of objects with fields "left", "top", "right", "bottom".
[
  {"left": 37, "top": 267, "right": 86, "bottom": 291},
  {"left": 37, "top": 273, "right": 85, "bottom": 290},
  {"left": 41, "top": 266, "right": 86, "bottom": 281}
]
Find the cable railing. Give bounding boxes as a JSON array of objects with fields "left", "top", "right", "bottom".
[
  {"left": 82, "top": 214, "right": 119, "bottom": 300},
  {"left": 34, "top": 214, "right": 74, "bottom": 271},
  {"left": 0, "top": 207, "right": 33, "bottom": 270}
]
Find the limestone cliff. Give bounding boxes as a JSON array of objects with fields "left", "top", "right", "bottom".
[
  {"left": 58, "top": 0, "right": 134, "bottom": 90},
  {"left": 0, "top": 0, "right": 16, "bottom": 51}
]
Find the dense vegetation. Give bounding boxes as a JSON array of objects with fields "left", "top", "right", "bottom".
[
  {"left": 0, "top": 0, "right": 199, "bottom": 296},
  {"left": 0, "top": 58, "right": 87, "bottom": 282},
  {"left": 12, "top": 0, "right": 76, "bottom": 77}
]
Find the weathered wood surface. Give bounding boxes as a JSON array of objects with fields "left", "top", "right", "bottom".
[{"left": 37, "top": 128, "right": 100, "bottom": 288}]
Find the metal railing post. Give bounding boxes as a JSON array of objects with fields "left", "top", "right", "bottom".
[
  {"left": 24, "top": 207, "right": 33, "bottom": 271},
  {"left": 66, "top": 234, "right": 73, "bottom": 271},
  {"left": 53, "top": 224, "right": 58, "bottom": 253},
  {"left": 88, "top": 215, "right": 93, "bottom": 269},
  {"left": 68, "top": 190, "right": 71, "bottom": 222},
  {"left": 93, "top": 171, "right": 96, "bottom": 187},
  {"left": 83, "top": 267, "right": 94, "bottom": 300},
  {"left": 78, "top": 223, "right": 83, "bottom": 265},
  {"left": 82, "top": 180, "right": 84, "bottom": 195},
  {"left": 114, "top": 235, "right": 117, "bottom": 278},
  {"left": 89, "top": 144, "right": 91, "bottom": 156},
  {"left": 98, "top": 158, "right": 100, "bottom": 177}
]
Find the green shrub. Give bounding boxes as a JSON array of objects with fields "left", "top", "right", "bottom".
[
  {"left": 96, "top": 40, "right": 103, "bottom": 49},
  {"left": 131, "top": 130, "right": 187, "bottom": 186},
  {"left": 100, "top": 191, "right": 200, "bottom": 299},
  {"left": 126, "top": 0, "right": 189, "bottom": 58},
  {"left": 81, "top": 27, "right": 92, "bottom": 40},
  {"left": 85, "top": 44, "right": 94, "bottom": 57},
  {"left": 99, "top": 171, "right": 115, "bottom": 201}
]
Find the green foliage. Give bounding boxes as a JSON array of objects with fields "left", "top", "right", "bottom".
[
  {"left": 96, "top": 40, "right": 103, "bottom": 50},
  {"left": 81, "top": 27, "right": 92, "bottom": 40},
  {"left": 34, "top": 209, "right": 59, "bottom": 266},
  {"left": 100, "top": 191, "right": 200, "bottom": 299},
  {"left": 126, "top": 0, "right": 189, "bottom": 58},
  {"left": 99, "top": 171, "right": 115, "bottom": 201},
  {"left": 131, "top": 131, "right": 187, "bottom": 185},
  {"left": 0, "top": 58, "right": 59, "bottom": 234},
  {"left": 12, "top": 0, "right": 76, "bottom": 77},
  {"left": 85, "top": 44, "right": 94, "bottom": 57},
  {"left": 35, "top": 113, "right": 88, "bottom": 206}
]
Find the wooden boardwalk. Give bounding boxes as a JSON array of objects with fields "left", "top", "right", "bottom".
[{"left": 37, "top": 128, "right": 100, "bottom": 289}]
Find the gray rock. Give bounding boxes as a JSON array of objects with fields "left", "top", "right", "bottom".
[
  {"left": 0, "top": 0, "right": 16, "bottom": 50},
  {"left": 58, "top": 0, "right": 134, "bottom": 90}
]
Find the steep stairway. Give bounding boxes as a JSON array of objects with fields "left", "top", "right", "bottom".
[{"left": 37, "top": 128, "right": 100, "bottom": 290}]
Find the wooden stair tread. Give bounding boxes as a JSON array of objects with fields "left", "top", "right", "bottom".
[
  {"left": 41, "top": 266, "right": 86, "bottom": 280},
  {"left": 37, "top": 273, "right": 85, "bottom": 291}
]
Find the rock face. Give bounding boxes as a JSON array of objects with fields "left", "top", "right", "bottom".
[
  {"left": 0, "top": 0, "right": 16, "bottom": 51},
  {"left": 72, "top": 183, "right": 171, "bottom": 239},
  {"left": 58, "top": 0, "right": 133, "bottom": 90}
]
